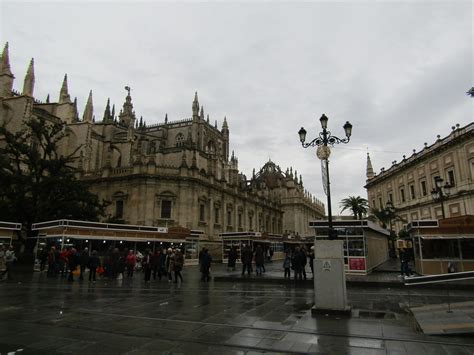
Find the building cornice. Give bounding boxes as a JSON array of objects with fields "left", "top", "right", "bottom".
[{"left": 365, "top": 123, "right": 473, "bottom": 188}]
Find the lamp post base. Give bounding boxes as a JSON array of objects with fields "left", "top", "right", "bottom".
[{"left": 313, "top": 240, "right": 351, "bottom": 317}]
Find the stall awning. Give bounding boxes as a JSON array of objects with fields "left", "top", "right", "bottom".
[{"left": 418, "top": 235, "right": 474, "bottom": 240}]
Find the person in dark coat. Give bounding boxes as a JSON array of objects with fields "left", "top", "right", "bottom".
[
  {"left": 301, "top": 247, "right": 308, "bottom": 280},
  {"left": 227, "top": 246, "right": 237, "bottom": 271},
  {"left": 88, "top": 250, "right": 100, "bottom": 282},
  {"left": 67, "top": 248, "right": 80, "bottom": 282},
  {"left": 157, "top": 248, "right": 166, "bottom": 280},
  {"left": 309, "top": 246, "right": 315, "bottom": 277},
  {"left": 143, "top": 249, "right": 152, "bottom": 283},
  {"left": 254, "top": 245, "right": 265, "bottom": 276},
  {"left": 174, "top": 249, "right": 184, "bottom": 283},
  {"left": 151, "top": 250, "right": 160, "bottom": 280},
  {"left": 399, "top": 248, "right": 412, "bottom": 277},
  {"left": 79, "top": 248, "right": 89, "bottom": 281},
  {"left": 241, "top": 245, "right": 253, "bottom": 276},
  {"left": 200, "top": 248, "right": 212, "bottom": 282},
  {"left": 291, "top": 247, "right": 304, "bottom": 282}
]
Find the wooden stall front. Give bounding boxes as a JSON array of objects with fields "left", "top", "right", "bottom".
[
  {"left": 408, "top": 216, "right": 474, "bottom": 275},
  {"left": 309, "top": 220, "right": 390, "bottom": 275},
  {"left": 0, "top": 221, "right": 21, "bottom": 247},
  {"left": 31, "top": 219, "right": 194, "bottom": 260}
]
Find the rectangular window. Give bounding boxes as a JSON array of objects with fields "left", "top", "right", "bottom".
[
  {"left": 378, "top": 198, "right": 383, "bottom": 209},
  {"left": 227, "top": 210, "right": 232, "bottom": 226},
  {"left": 409, "top": 185, "right": 415, "bottom": 199},
  {"left": 199, "top": 204, "right": 205, "bottom": 222},
  {"left": 420, "top": 180, "right": 427, "bottom": 196},
  {"left": 249, "top": 215, "right": 253, "bottom": 230},
  {"left": 400, "top": 188, "right": 405, "bottom": 203},
  {"left": 115, "top": 200, "right": 124, "bottom": 219},
  {"left": 447, "top": 170, "right": 455, "bottom": 187},
  {"left": 238, "top": 213, "right": 242, "bottom": 227},
  {"left": 161, "top": 200, "right": 171, "bottom": 219},
  {"left": 388, "top": 193, "right": 393, "bottom": 202},
  {"left": 214, "top": 208, "right": 219, "bottom": 224}
]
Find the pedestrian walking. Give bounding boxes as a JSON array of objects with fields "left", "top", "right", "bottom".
[
  {"left": 151, "top": 250, "right": 160, "bottom": 280},
  {"left": 227, "top": 246, "right": 237, "bottom": 271},
  {"left": 200, "top": 248, "right": 212, "bottom": 282},
  {"left": 0, "top": 246, "right": 6, "bottom": 280},
  {"left": 283, "top": 250, "right": 291, "bottom": 279},
  {"left": 79, "top": 248, "right": 89, "bottom": 281},
  {"left": 399, "top": 248, "right": 412, "bottom": 277},
  {"left": 301, "top": 246, "right": 308, "bottom": 280},
  {"left": 309, "top": 246, "right": 315, "bottom": 277},
  {"left": 255, "top": 245, "right": 265, "bottom": 276},
  {"left": 88, "top": 250, "right": 100, "bottom": 282},
  {"left": 165, "top": 248, "right": 173, "bottom": 282},
  {"left": 67, "top": 248, "right": 80, "bottom": 282},
  {"left": 4, "top": 246, "right": 16, "bottom": 281},
  {"left": 174, "top": 249, "right": 184, "bottom": 283},
  {"left": 291, "top": 247, "right": 304, "bottom": 283},
  {"left": 47, "top": 246, "right": 57, "bottom": 277},
  {"left": 125, "top": 250, "right": 136, "bottom": 277},
  {"left": 143, "top": 249, "right": 152, "bottom": 283},
  {"left": 158, "top": 248, "right": 166, "bottom": 280},
  {"left": 241, "top": 244, "right": 253, "bottom": 276}
]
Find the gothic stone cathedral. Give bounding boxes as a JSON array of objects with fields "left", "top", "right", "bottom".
[{"left": 0, "top": 43, "right": 325, "bottom": 241}]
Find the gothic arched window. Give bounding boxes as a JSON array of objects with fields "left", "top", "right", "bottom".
[{"left": 175, "top": 133, "right": 185, "bottom": 147}]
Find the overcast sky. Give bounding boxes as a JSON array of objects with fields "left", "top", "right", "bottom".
[{"left": 1, "top": 1, "right": 472, "bottom": 216}]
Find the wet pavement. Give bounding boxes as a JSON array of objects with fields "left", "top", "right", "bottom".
[{"left": 1, "top": 263, "right": 474, "bottom": 354}]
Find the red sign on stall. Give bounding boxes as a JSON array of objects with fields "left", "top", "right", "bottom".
[{"left": 349, "top": 258, "right": 366, "bottom": 271}]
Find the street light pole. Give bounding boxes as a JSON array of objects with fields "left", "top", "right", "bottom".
[
  {"left": 431, "top": 176, "right": 451, "bottom": 219},
  {"left": 298, "top": 114, "right": 352, "bottom": 239}
]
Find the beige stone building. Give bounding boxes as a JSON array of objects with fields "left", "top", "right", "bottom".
[
  {"left": 365, "top": 122, "right": 474, "bottom": 232},
  {"left": 0, "top": 43, "right": 325, "bottom": 241}
]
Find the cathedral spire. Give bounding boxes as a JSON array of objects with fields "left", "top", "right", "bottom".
[
  {"left": 206, "top": 114, "right": 209, "bottom": 123},
  {"left": 46, "top": 94, "right": 50, "bottom": 103},
  {"left": 22, "top": 58, "right": 35, "bottom": 97},
  {"left": 59, "top": 74, "right": 71, "bottom": 103},
  {"left": 0, "top": 42, "right": 15, "bottom": 97},
  {"left": 222, "top": 116, "right": 228, "bottom": 131},
  {"left": 82, "top": 90, "right": 93, "bottom": 122},
  {"left": 200, "top": 106, "right": 204, "bottom": 120},
  {"left": 111, "top": 104, "right": 115, "bottom": 121},
  {"left": 0, "top": 42, "right": 12, "bottom": 76},
  {"left": 366, "top": 152, "right": 375, "bottom": 180},
  {"left": 119, "top": 86, "right": 136, "bottom": 127},
  {"left": 165, "top": 113, "right": 168, "bottom": 124},
  {"left": 73, "top": 97, "right": 79, "bottom": 120},
  {"left": 192, "top": 92, "right": 199, "bottom": 119},
  {"left": 103, "top": 98, "right": 112, "bottom": 122}
]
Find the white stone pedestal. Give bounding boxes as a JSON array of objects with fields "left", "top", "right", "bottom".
[{"left": 312, "top": 240, "right": 351, "bottom": 316}]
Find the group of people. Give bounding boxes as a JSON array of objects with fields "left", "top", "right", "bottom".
[
  {"left": 0, "top": 245, "right": 16, "bottom": 281},
  {"left": 41, "top": 245, "right": 185, "bottom": 283},
  {"left": 282, "top": 246, "right": 314, "bottom": 281},
  {"left": 230, "top": 244, "right": 313, "bottom": 281}
]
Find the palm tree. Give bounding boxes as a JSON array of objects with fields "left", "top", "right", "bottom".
[
  {"left": 368, "top": 207, "right": 390, "bottom": 229},
  {"left": 339, "top": 196, "right": 369, "bottom": 220}
]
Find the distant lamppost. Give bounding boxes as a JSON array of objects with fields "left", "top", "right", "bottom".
[
  {"left": 431, "top": 176, "right": 451, "bottom": 219},
  {"left": 298, "top": 114, "right": 353, "bottom": 239}
]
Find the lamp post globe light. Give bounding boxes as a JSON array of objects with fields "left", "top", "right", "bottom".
[
  {"left": 298, "top": 114, "right": 353, "bottom": 239},
  {"left": 431, "top": 176, "right": 451, "bottom": 219}
]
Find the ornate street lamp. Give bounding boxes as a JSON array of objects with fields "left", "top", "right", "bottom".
[
  {"left": 298, "top": 114, "right": 352, "bottom": 239},
  {"left": 431, "top": 176, "right": 451, "bottom": 219}
]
